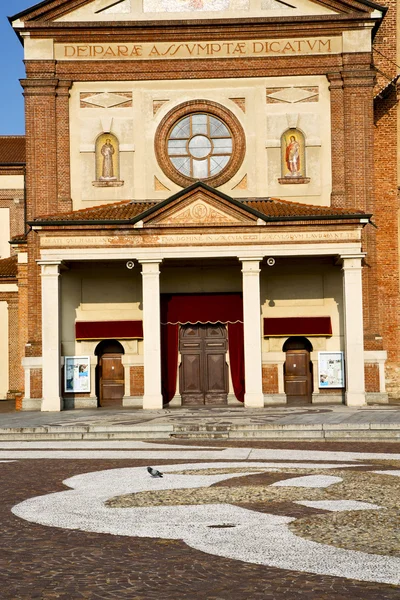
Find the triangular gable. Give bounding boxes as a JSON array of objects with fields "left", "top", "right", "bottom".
[
  {"left": 138, "top": 182, "right": 261, "bottom": 228},
  {"left": 10, "top": 0, "right": 384, "bottom": 25}
]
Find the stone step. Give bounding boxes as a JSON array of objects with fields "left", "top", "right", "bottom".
[{"left": 0, "top": 423, "right": 399, "bottom": 441}]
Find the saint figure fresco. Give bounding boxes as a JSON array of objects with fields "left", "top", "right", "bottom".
[
  {"left": 100, "top": 139, "right": 116, "bottom": 180},
  {"left": 281, "top": 129, "right": 305, "bottom": 178},
  {"left": 95, "top": 133, "right": 119, "bottom": 182}
]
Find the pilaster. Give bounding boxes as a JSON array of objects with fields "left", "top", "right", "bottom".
[
  {"left": 240, "top": 258, "right": 264, "bottom": 408},
  {"left": 39, "top": 260, "right": 62, "bottom": 411},
  {"left": 341, "top": 255, "right": 366, "bottom": 406},
  {"left": 140, "top": 259, "right": 163, "bottom": 409}
]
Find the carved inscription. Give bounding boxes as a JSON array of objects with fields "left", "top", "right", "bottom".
[
  {"left": 41, "top": 230, "right": 359, "bottom": 248},
  {"left": 55, "top": 37, "right": 341, "bottom": 61}
]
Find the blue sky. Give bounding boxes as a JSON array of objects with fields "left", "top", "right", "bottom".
[{"left": 0, "top": 1, "right": 39, "bottom": 135}]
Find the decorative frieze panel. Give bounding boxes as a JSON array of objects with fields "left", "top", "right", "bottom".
[
  {"left": 80, "top": 92, "right": 133, "bottom": 109},
  {"left": 266, "top": 87, "right": 319, "bottom": 104}
]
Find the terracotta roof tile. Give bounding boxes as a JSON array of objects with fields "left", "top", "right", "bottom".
[
  {"left": 33, "top": 201, "right": 157, "bottom": 223},
  {"left": 0, "top": 256, "right": 17, "bottom": 278},
  {"left": 0, "top": 136, "right": 26, "bottom": 164},
  {"left": 243, "top": 198, "right": 366, "bottom": 218},
  {"left": 32, "top": 196, "right": 367, "bottom": 225}
]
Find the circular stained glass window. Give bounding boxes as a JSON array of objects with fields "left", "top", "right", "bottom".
[
  {"left": 155, "top": 100, "right": 246, "bottom": 188},
  {"left": 167, "top": 114, "right": 233, "bottom": 179}
]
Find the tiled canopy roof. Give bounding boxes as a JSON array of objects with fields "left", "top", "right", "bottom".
[
  {"left": 243, "top": 197, "right": 366, "bottom": 218},
  {"left": 32, "top": 196, "right": 366, "bottom": 224},
  {"left": 0, "top": 136, "right": 26, "bottom": 164},
  {"left": 33, "top": 201, "right": 157, "bottom": 223},
  {"left": 0, "top": 256, "right": 17, "bottom": 278}
]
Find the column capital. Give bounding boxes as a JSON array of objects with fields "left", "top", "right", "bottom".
[
  {"left": 340, "top": 254, "right": 365, "bottom": 270},
  {"left": 240, "top": 257, "right": 263, "bottom": 274},
  {"left": 38, "top": 260, "right": 63, "bottom": 276},
  {"left": 138, "top": 258, "right": 163, "bottom": 264}
]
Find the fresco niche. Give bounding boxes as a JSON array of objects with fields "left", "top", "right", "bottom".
[
  {"left": 93, "top": 133, "right": 124, "bottom": 187},
  {"left": 279, "top": 128, "right": 310, "bottom": 184}
]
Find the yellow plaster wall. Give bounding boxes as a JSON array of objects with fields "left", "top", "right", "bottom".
[
  {"left": 69, "top": 74, "right": 331, "bottom": 208},
  {"left": 0, "top": 301, "right": 9, "bottom": 398},
  {"left": 55, "top": 0, "right": 336, "bottom": 23},
  {"left": 0, "top": 208, "right": 10, "bottom": 259},
  {"left": 260, "top": 260, "right": 343, "bottom": 353}
]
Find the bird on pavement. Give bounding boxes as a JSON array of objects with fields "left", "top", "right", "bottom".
[{"left": 147, "top": 466, "right": 163, "bottom": 478}]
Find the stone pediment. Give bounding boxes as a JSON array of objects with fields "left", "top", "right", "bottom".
[
  {"left": 11, "top": 0, "right": 382, "bottom": 26},
  {"left": 141, "top": 185, "right": 258, "bottom": 228}
]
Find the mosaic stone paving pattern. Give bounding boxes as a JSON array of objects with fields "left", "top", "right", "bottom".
[{"left": 1, "top": 440, "right": 400, "bottom": 599}]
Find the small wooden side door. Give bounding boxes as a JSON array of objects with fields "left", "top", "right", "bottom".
[
  {"left": 99, "top": 353, "right": 124, "bottom": 407},
  {"left": 284, "top": 349, "right": 312, "bottom": 405}
]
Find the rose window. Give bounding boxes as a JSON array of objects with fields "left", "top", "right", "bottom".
[
  {"left": 167, "top": 114, "right": 233, "bottom": 179},
  {"left": 155, "top": 100, "right": 245, "bottom": 188}
]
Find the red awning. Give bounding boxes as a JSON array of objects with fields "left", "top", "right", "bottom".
[
  {"left": 161, "top": 293, "right": 243, "bottom": 324},
  {"left": 75, "top": 321, "right": 143, "bottom": 340},
  {"left": 264, "top": 317, "right": 332, "bottom": 337}
]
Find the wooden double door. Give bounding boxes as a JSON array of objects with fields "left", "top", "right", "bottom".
[
  {"left": 284, "top": 349, "right": 312, "bottom": 405},
  {"left": 179, "top": 323, "right": 229, "bottom": 406}
]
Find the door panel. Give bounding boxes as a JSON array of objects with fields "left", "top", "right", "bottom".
[
  {"left": 179, "top": 323, "right": 228, "bottom": 406},
  {"left": 99, "top": 354, "right": 124, "bottom": 407},
  {"left": 284, "top": 349, "right": 312, "bottom": 405}
]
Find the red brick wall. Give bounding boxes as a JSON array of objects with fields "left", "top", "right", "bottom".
[
  {"left": 262, "top": 364, "right": 279, "bottom": 394},
  {"left": 365, "top": 364, "right": 380, "bottom": 393},
  {"left": 130, "top": 366, "right": 144, "bottom": 396},
  {"left": 30, "top": 369, "right": 42, "bottom": 398},
  {"left": 373, "top": 0, "right": 400, "bottom": 396}
]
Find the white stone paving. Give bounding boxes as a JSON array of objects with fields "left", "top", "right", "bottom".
[
  {"left": 373, "top": 470, "right": 400, "bottom": 477},
  {"left": 271, "top": 475, "right": 342, "bottom": 488},
  {"left": 295, "top": 500, "right": 382, "bottom": 511},
  {"left": 11, "top": 461, "right": 400, "bottom": 586}
]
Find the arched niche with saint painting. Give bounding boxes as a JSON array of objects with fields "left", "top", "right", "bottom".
[
  {"left": 279, "top": 128, "right": 310, "bottom": 184},
  {"left": 92, "top": 132, "right": 124, "bottom": 187}
]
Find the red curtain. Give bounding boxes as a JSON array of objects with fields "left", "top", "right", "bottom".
[
  {"left": 160, "top": 294, "right": 244, "bottom": 404},
  {"left": 161, "top": 293, "right": 243, "bottom": 324},
  {"left": 161, "top": 324, "right": 179, "bottom": 404},
  {"left": 227, "top": 322, "right": 245, "bottom": 403}
]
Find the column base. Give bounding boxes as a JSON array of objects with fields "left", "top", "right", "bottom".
[
  {"left": 41, "top": 397, "right": 63, "bottom": 412},
  {"left": 21, "top": 398, "right": 42, "bottom": 411},
  {"left": 228, "top": 393, "right": 242, "bottom": 405},
  {"left": 168, "top": 394, "right": 182, "bottom": 407},
  {"left": 345, "top": 392, "right": 366, "bottom": 407},
  {"left": 244, "top": 392, "right": 264, "bottom": 408},
  {"left": 63, "top": 397, "right": 98, "bottom": 410},
  {"left": 123, "top": 396, "right": 143, "bottom": 408},
  {"left": 263, "top": 394, "right": 287, "bottom": 405},
  {"left": 142, "top": 394, "right": 163, "bottom": 409},
  {"left": 366, "top": 392, "right": 389, "bottom": 404}
]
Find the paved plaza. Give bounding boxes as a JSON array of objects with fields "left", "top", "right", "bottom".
[{"left": 1, "top": 435, "right": 400, "bottom": 599}]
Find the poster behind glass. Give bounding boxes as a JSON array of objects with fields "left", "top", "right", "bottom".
[
  {"left": 318, "top": 352, "right": 344, "bottom": 388},
  {"left": 64, "top": 356, "right": 90, "bottom": 393}
]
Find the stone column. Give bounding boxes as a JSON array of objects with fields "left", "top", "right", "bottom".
[
  {"left": 39, "top": 261, "right": 62, "bottom": 411},
  {"left": 240, "top": 258, "right": 264, "bottom": 407},
  {"left": 140, "top": 259, "right": 163, "bottom": 409},
  {"left": 342, "top": 255, "right": 366, "bottom": 406}
]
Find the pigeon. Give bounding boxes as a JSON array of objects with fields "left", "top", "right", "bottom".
[{"left": 147, "top": 466, "right": 163, "bottom": 478}]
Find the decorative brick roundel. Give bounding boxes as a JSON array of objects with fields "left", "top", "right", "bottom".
[{"left": 155, "top": 100, "right": 246, "bottom": 188}]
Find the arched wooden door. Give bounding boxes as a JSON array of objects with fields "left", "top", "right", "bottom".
[
  {"left": 179, "top": 323, "right": 228, "bottom": 406},
  {"left": 96, "top": 340, "right": 125, "bottom": 407},
  {"left": 283, "top": 337, "right": 313, "bottom": 405}
]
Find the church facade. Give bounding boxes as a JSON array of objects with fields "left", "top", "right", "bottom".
[{"left": 0, "top": 0, "right": 398, "bottom": 411}]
